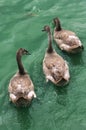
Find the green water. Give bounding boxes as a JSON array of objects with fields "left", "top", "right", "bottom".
[{"left": 0, "top": 0, "right": 86, "bottom": 130}]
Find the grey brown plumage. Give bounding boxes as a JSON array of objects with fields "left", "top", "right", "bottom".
[
  {"left": 42, "top": 25, "right": 70, "bottom": 86},
  {"left": 53, "top": 17, "right": 84, "bottom": 53},
  {"left": 8, "top": 48, "right": 36, "bottom": 107}
]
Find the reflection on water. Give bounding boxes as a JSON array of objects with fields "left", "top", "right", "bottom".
[
  {"left": 54, "top": 85, "right": 68, "bottom": 106},
  {"left": 16, "top": 107, "right": 32, "bottom": 130},
  {"left": 63, "top": 51, "right": 84, "bottom": 65}
]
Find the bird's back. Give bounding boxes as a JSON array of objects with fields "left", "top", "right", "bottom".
[
  {"left": 54, "top": 29, "right": 81, "bottom": 47},
  {"left": 43, "top": 51, "right": 65, "bottom": 77},
  {"left": 8, "top": 72, "right": 34, "bottom": 95}
]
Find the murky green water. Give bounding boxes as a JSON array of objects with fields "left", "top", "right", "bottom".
[{"left": 0, "top": 0, "right": 86, "bottom": 130}]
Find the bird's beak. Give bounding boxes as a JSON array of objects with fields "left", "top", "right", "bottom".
[
  {"left": 42, "top": 29, "right": 45, "bottom": 31},
  {"left": 28, "top": 52, "right": 31, "bottom": 55},
  {"left": 26, "top": 51, "right": 31, "bottom": 55}
]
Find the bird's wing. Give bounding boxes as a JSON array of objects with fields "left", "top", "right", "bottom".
[
  {"left": 54, "top": 30, "right": 81, "bottom": 47},
  {"left": 8, "top": 74, "right": 34, "bottom": 94},
  {"left": 43, "top": 55, "right": 65, "bottom": 82}
]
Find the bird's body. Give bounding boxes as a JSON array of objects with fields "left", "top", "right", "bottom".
[
  {"left": 43, "top": 51, "right": 70, "bottom": 86},
  {"left": 53, "top": 18, "right": 83, "bottom": 53},
  {"left": 42, "top": 25, "right": 70, "bottom": 86},
  {"left": 8, "top": 48, "right": 36, "bottom": 106}
]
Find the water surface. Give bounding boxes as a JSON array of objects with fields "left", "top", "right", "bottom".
[{"left": 0, "top": 0, "right": 86, "bottom": 130}]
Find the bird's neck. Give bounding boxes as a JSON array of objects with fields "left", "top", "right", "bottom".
[
  {"left": 47, "top": 31, "right": 53, "bottom": 53},
  {"left": 55, "top": 22, "right": 62, "bottom": 31},
  {"left": 16, "top": 53, "right": 26, "bottom": 75}
]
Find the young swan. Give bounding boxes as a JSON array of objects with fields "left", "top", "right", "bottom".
[
  {"left": 8, "top": 48, "right": 36, "bottom": 106},
  {"left": 53, "top": 17, "right": 84, "bottom": 53},
  {"left": 42, "top": 25, "right": 70, "bottom": 86}
]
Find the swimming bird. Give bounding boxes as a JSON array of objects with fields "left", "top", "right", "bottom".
[
  {"left": 8, "top": 48, "right": 36, "bottom": 106},
  {"left": 42, "top": 25, "right": 70, "bottom": 86},
  {"left": 53, "top": 17, "right": 84, "bottom": 53}
]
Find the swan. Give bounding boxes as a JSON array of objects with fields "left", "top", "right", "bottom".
[
  {"left": 53, "top": 17, "right": 84, "bottom": 53},
  {"left": 8, "top": 48, "right": 36, "bottom": 106},
  {"left": 42, "top": 25, "right": 70, "bottom": 86}
]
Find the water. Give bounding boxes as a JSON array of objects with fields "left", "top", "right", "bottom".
[{"left": 0, "top": 0, "right": 86, "bottom": 130}]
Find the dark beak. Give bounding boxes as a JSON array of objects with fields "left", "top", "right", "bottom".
[
  {"left": 26, "top": 51, "right": 31, "bottom": 55},
  {"left": 28, "top": 52, "right": 31, "bottom": 55},
  {"left": 42, "top": 29, "right": 45, "bottom": 31}
]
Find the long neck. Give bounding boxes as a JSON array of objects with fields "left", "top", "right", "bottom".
[
  {"left": 47, "top": 31, "right": 53, "bottom": 53},
  {"left": 16, "top": 53, "right": 25, "bottom": 75},
  {"left": 55, "top": 21, "right": 62, "bottom": 31}
]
